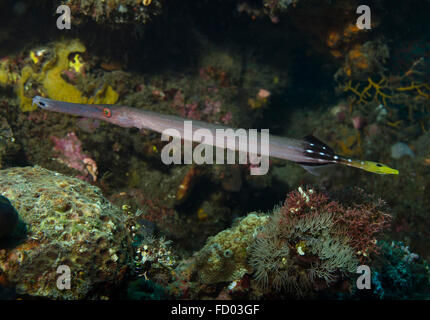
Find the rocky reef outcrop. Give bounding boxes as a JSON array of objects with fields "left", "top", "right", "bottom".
[{"left": 0, "top": 166, "right": 133, "bottom": 299}]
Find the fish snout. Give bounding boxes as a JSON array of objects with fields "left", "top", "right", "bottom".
[{"left": 32, "top": 95, "right": 49, "bottom": 109}]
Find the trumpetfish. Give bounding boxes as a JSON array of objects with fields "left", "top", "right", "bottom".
[{"left": 32, "top": 96, "right": 398, "bottom": 175}]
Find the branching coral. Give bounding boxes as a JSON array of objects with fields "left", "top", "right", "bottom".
[
  {"left": 396, "top": 82, "right": 430, "bottom": 99},
  {"left": 333, "top": 196, "right": 391, "bottom": 259},
  {"left": 340, "top": 55, "right": 430, "bottom": 131},
  {"left": 340, "top": 42, "right": 389, "bottom": 79},
  {"left": 343, "top": 77, "right": 392, "bottom": 106},
  {"left": 344, "top": 76, "right": 430, "bottom": 107}
]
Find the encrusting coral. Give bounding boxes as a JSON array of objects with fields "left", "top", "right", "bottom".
[
  {"left": 0, "top": 166, "right": 133, "bottom": 299},
  {"left": 195, "top": 213, "right": 269, "bottom": 285},
  {"left": 172, "top": 186, "right": 391, "bottom": 299}
]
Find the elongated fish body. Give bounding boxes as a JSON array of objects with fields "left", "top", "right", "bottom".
[{"left": 32, "top": 96, "right": 398, "bottom": 175}]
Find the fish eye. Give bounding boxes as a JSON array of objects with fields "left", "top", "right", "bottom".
[
  {"left": 376, "top": 163, "right": 383, "bottom": 167},
  {"left": 103, "top": 108, "right": 112, "bottom": 118}
]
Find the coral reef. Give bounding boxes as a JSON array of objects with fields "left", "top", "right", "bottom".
[
  {"left": 249, "top": 187, "right": 391, "bottom": 297},
  {"left": 336, "top": 41, "right": 390, "bottom": 80},
  {"left": 371, "top": 240, "right": 430, "bottom": 299},
  {"left": 133, "top": 234, "right": 178, "bottom": 285},
  {"left": 0, "top": 57, "right": 19, "bottom": 87},
  {"left": 63, "top": 0, "right": 162, "bottom": 26},
  {"left": 0, "top": 0, "right": 429, "bottom": 301},
  {"left": 50, "top": 132, "right": 98, "bottom": 182},
  {"left": 195, "top": 213, "right": 269, "bottom": 285},
  {"left": 2, "top": 39, "right": 119, "bottom": 111},
  {"left": 0, "top": 166, "right": 132, "bottom": 299},
  {"left": 159, "top": 187, "right": 392, "bottom": 299},
  {"left": 336, "top": 39, "right": 429, "bottom": 133}
]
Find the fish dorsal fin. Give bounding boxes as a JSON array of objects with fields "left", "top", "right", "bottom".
[{"left": 303, "top": 135, "right": 334, "bottom": 155}]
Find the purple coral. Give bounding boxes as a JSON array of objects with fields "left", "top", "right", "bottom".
[{"left": 50, "top": 132, "right": 98, "bottom": 182}]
